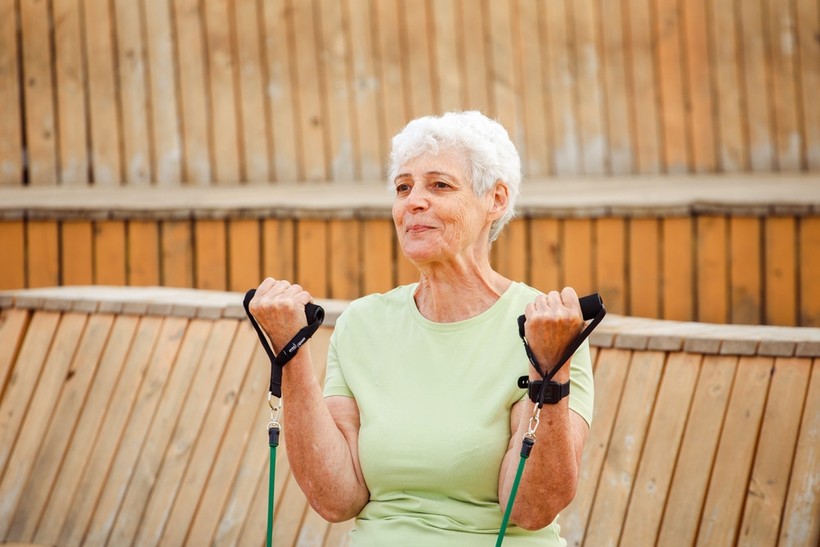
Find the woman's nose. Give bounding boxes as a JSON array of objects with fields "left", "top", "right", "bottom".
[{"left": 405, "top": 184, "right": 429, "bottom": 211}]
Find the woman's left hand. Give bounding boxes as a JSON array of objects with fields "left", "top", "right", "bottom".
[{"left": 523, "top": 287, "right": 585, "bottom": 380}]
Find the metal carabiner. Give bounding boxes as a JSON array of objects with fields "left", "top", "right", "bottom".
[
  {"left": 267, "top": 392, "right": 282, "bottom": 430},
  {"left": 525, "top": 403, "right": 541, "bottom": 439}
]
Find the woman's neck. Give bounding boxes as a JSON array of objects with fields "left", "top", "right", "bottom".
[{"left": 413, "top": 259, "right": 512, "bottom": 322}]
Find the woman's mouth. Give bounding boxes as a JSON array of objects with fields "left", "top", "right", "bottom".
[{"left": 407, "top": 224, "right": 434, "bottom": 233}]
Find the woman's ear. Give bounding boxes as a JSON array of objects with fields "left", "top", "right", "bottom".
[{"left": 489, "top": 180, "right": 510, "bottom": 220}]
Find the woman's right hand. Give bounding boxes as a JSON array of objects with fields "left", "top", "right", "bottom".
[{"left": 248, "top": 277, "right": 313, "bottom": 353}]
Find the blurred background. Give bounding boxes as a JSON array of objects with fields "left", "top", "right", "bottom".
[{"left": 0, "top": 0, "right": 818, "bottom": 325}]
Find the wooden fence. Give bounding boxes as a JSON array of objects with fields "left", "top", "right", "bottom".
[
  {"left": 1, "top": 0, "right": 819, "bottom": 188},
  {"left": 1, "top": 175, "right": 819, "bottom": 327},
  {"left": 0, "top": 287, "right": 818, "bottom": 546}
]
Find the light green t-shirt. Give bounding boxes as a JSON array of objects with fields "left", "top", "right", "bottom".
[{"left": 323, "top": 282, "right": 594, "bottom": 546}]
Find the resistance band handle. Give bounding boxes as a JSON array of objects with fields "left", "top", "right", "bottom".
[{"left": 242, "top": 288, "right": 325, "bottom": 397}]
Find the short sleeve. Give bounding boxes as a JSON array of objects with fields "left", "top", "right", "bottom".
[
  {"left": 322, "top": 314, "right": 354, "bottom": 398},
  {"left": 567, "top": 340, "right": 594, "bottom": 426}
]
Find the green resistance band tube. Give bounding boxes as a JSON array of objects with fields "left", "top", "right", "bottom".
[
  {"left": 496, "top": 436, "right": 535, "bottom": 546},
  {"left": 267, "top": 425, "right": 280, "bottom": 547}
]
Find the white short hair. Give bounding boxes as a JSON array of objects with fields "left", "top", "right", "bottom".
[{"left": 388, "top": 111, "right": 521, "bottom": 242}]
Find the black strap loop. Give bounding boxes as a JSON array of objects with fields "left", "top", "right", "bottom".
[
  {"left": 242, "top": 288, "right": 325, "bottom": 398},
  {"left": 518, "top": 293, "right": 606, "bottom": 406}
]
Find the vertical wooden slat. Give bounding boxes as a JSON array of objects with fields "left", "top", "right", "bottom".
[
  {"left": 696, "top": 356, "right": 773, "bottom": 547},
  {"left": 431, "top": 0, "right": 462, "bottom": 114},
  {"left": 562, "top": 218, "right": 593, "bottom": 297},
  {"left": 94, "top": 220, "right": 127, "bottom": 285},
  {"left": 515, "top": 0, "right": 550, "bottom": 176},
  {"left": 573, "top": 0, "right": 606, "bottom": 175},
  {"left": 456, "top": 0, "right": 489, "bottom": 113},
  {"left": 682, "top": 0, "right": 716, "bottom": 172},
  {"left": 395, "top": 249, "right": 417, "bottom": 287},
  {"left": 492, "top": 218, "right": 527, "bottom": 285},
  {"left": 595, "top": 217, "right": 627, "bottom": 315},
  {"left": 710, "top": 0, "right": 746, "bottom": 171},
  {"left": 347, "top": 0, "right": 384, "bottom": 180},
  {"left": 329, "top": 219, "right": 361, "bottom": 300},
  {"left": 696, "top": 215, "right": 728, "bottom": 324},
  {"left": 34, "top": 315, "right": 138, "bottom": 545},
  {"left": 764, "top": 216, "right": 797, "bottom": 326},
  {"left": 737, "top": 357, "right": 810, "bottom": 546},
  {"left": 362, "top": 218, "right": 394, "bottom": 295},
  {"left": 227, "top": 218, "right": 261, "bottom": 292},
  {"left": 113, "top": 0, "right": 151, "bottom": 185},
  {"left": 661, "top": 217, "right": 694, "bottom": 321},
  {"left": 584, "top": 350, "right": 665, "bottom": 546},
  {"left": 194, "top": 219, "right": 227, "bottom": 290},
  {"left": 738, "top": 0, "right": 774, "bottom": 172},
  {"left": 127, "top": 220, "right": 160, "bottom": 286},
  {"left": 543, "top": 0, "right": 579, "bottom": 175},
  {"left": 172, "top": 0, "right": 212, "bottom": 184},
  {"left": 561, "top": 348, "right": 632, "bottom": 547},
  {"left": 262, "top": 218, "right": 295, "bottom": 281},
  {"left": 529, "top": 218, "right": 561, "bottom": 292},
  {"left": 0, "top": 221, "right": 26, "bottom": 289},
  {"left": 161, "top": 219, "right": 194, "bottom": 288},
  {"left": 0, "top": 312, "right": 87, "bottom": 539},
  {"left": 764, "top": 0, "right": 801, "bottom": 171},
  {"left": 597, "top": 0, "right": 632, "bottom": 174},
  {"left": 26, "top": 220, "right": 59, "bottom": 288},
  {"left": 799, "top": 216, "right": 820, "bottom": 326},
  {"left": 7, "top": 314, "right": 113, "bottom": 540},
  {"left": 292, "top": 0, "right": 327, "bottom": 182},
  {"left": 629, "top": 217, "right": 660, "bottom": 319},
  {"left": 374, "top": 0, "right": 408, "bottom": 143},
  {"left": 61, "top": 220, "right": 94, "bottom": 285},
  {"left": 487, "top": 0, "right": 518, "bottom": 135},
  {"left": 261, "top": 0, "right": 299, "bottom": 181},
  {"left": 0, "top": 0, "right": 23, "bottom": 185},
  {"left": 779, "top": 358, "right": 820, "bottom": 546},
  {"left": 296, "top": 219, "right": 328, "bottom": 297},
  {"left": 143, "top": 0, "right": 182, "bottom": 185},
  {"left": 204, "top": 0, "right": 241, "bottom": 184},
  {"left": 624, "top": 0, "right": 661, "bottom": 173},
  {"left": 20, "top": 0, "right": 58, "bottom": 185},
  {"left": 729, "top": 216, "right": 762, "bottom": 324},
  {"left": 234, "top": 0, "right": 270, "bottom": 183},
  {"left": 318, "top": 0, "right": 355, "bottom": 181},
  {"left": 795, "top": 0, "right": 820, "bottom": 169},
  {"left": 84, "top": 0, "right": 122, "bottom": 185},
  {"left": 53, "top": 0, "right": 89, "bottom": 185},
  {"left": 620, "top": 352, "right": 701, "bottom": 546},
  {"left": 655, "top": 0, "right": 689, "bottom": 173},
  {"left": 656, "top": 355, "right": 737, "bottom": 547},
  {"left": 401, "top": 0, "right": 435, "bottom": 120}
]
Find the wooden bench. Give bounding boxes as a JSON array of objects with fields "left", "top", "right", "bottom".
[{"left": 0, "top": 287, "right": 817, "bottom": 546}]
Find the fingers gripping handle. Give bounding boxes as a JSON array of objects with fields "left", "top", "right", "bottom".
[
  {"left": 517, "top": 293, "right": 603, "bottom": 339},
  {"left": 242, "top": 288, "right": 325, "bottom": 398}
]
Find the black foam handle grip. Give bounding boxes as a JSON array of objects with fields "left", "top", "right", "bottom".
[
  {"left": 518, "top": 293, "right": 603, "bottom": 339},
  {"left": 244, "top": 288, "right": 325, "bottom": 327}
]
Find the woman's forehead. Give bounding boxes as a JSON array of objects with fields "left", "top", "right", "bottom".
[{"left": 396, "top": 149, "right": 470, "bottom": 179}]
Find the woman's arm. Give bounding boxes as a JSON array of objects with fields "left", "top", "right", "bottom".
[
  {"left": 497, "top": 286, "right": 589, "bottom": 530},
  {"left": 250, "top": 278, "right": 369, "bottom": 521}
]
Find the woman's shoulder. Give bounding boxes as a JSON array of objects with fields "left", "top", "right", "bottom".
[{"left": 340, "top": 284, "right": 416, "bottom": 321}]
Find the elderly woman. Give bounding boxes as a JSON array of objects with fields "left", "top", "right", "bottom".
[{"left": 249, "top": 111, "right": 593, "bottom": 545}]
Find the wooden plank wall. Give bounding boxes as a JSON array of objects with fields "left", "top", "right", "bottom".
[
  {"left": 1, "top": 0, "right": 818, "bottom": 187},
  {"left": 2, "top": 213, "right": 819, "bottom": 327},
  {"left": 0, "top": 288, "right": 818, "bottom": 546}
]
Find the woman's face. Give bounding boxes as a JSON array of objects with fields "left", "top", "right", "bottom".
[{"left": 392, "top": 149, "right": 502, "bottom": 267}]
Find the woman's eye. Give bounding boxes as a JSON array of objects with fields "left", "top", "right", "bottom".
[
  {"left": 395, "top": 183, "right": 410, "bottom": 194},
  {"left": 433, "top": 181, "right": 450, "bottom": 189}
]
